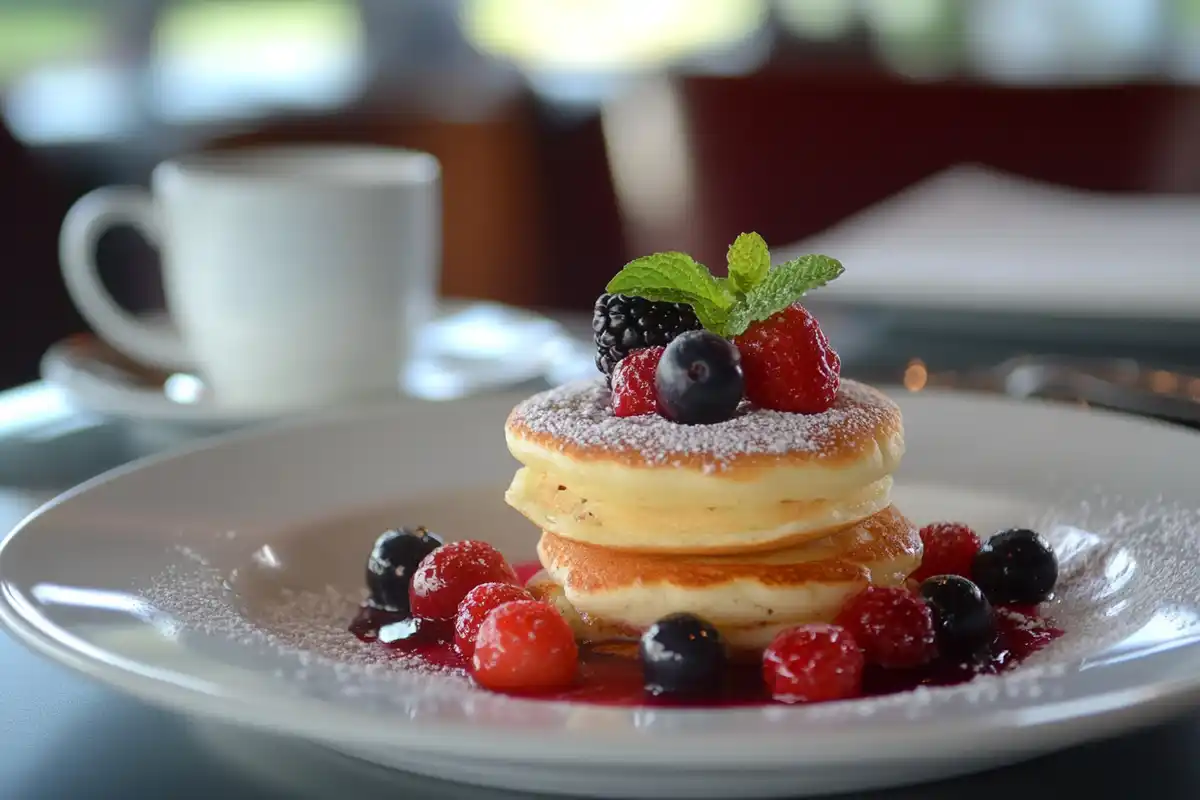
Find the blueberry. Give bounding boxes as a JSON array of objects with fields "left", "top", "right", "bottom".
[
  {"left": 919, "top": 575, "right": 995, "bottom": 658},
  {"left": 366, "top": 526, "right": 443, "bottom": 614},
  {"left": 972, "top": 528, "right": 1058, "bottom": 605},
  {"left": 640, "top": 612, "right": 726, "bottom": 697},
  {"left": 654, "top": 331, "right": 744, "bottom": 425}
]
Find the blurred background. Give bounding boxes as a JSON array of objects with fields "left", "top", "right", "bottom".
[{"left": 5, "top": 0, "right": 1200, "bottom": 392}]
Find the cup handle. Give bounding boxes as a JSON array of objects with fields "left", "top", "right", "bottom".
[{"left": 59, "top": 186, "right": 189, "bottom": 369}]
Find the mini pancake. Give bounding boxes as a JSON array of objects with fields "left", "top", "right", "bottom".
[
  {"left": 505, "top": 378, "right": 904, "bottom": 507},
  {"left": 506, "top": 467, "right": 893, "bottom": 554},
  {"left": 504, "top": 378, "right": 904, "bottom": 552},
  {"left": 534, "top": 506, "right": 921, "bottom": 651}
]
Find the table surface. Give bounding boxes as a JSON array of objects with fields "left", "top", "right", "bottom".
[{"left": 5, "top": 312, "right": 1200, "bottom": 798}]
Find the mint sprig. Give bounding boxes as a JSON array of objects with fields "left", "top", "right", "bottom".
[
  {"left": 605, "top": 233, "right": 843, "bottom": 338},
  {"left": 721, "top": 254, "right": 843, "bottom": 336},
  {"left": 604, "top": 251, "right": 735, "bottom": 331},
  {"left": 726, "top": 232, "right": 770, "bottom": 294}
]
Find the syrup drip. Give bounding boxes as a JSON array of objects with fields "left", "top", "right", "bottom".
[{"left": 350, "top": 562, "right": 1063, "bottom": 707}]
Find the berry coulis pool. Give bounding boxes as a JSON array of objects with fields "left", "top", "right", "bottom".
[{"left": 349, "top": 561, "right": 1063, "bottom": 707}]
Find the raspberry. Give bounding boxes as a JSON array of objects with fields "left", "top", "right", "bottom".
[
  {"left": 409, "top": 540, "right": 520, "bottom": 621},
  {"left": 912, "top": 522, "right": 982, "bottom": 584},
  {"left": 834, "top": 586, "right": 937, "bottom": 668},
  {"left": 454, "top": 582, "right": 533, "bottom": 658},
  {"left": 611, "top": 347, "right": 663, "bottom": 417},
  {"left": 733, "top": 304, "right": 840, "bottom": 414},
  {"left": 472, "top": 601, "right": 579, "bottom": 692},
  {"left": 762, "top": 624, "right": 863, "bottom": 703}
]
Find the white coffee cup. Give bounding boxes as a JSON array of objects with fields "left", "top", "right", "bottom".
[{"left": 59, "top": 145, "right": 441, "bottom": 411}]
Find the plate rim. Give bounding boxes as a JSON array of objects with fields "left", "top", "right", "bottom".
[{"left": 3, "top": 577, "right": 1199, "bottom": 767}]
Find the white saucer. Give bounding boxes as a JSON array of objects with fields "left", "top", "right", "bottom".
[
  {"left": 4, "top": 388, "right": 1200, "bottom": 797},
  {"left": 39, "top": 300, "right": 586, "bottom": 429}
]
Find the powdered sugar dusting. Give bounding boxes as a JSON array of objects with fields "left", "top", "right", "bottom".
[
  {"left": 137, "top": 491, "right": 1200, "bottom": 723},
  {"left": 145, "top": 552, "right": 472, "bottom": 699},
  {"left": 506, "top": 378, "right": 898, "bottom": 469}
]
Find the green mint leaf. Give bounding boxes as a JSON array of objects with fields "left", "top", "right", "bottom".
[
  {"left": 726, "top": 232, "right": 770, "bottom": 294},
  {"left": 606, "top": 251, "right": 733, "bottom": 306},
  {"left": 605, "top": 251, "right": 735, "bottom": 330},
  {"left": 720, "top": 254, "right": 844, "bottom": 337},
  {"left": 691, "top": 301, "right": 730, "bottom": 333}
]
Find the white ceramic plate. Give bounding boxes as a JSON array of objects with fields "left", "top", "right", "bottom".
[
  {"left": 40, "top": 301, "right": 582, "bottom": 429},
  {"left": 3, "top": 388, "right": 1200, "bottom": 798}
]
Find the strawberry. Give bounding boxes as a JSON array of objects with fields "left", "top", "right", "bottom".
[
  {"left": 733, "top": 304, "right": 840, "bottom": 414},
  {"left": 454, "top": 582, "right": 533, "bottom": 658},
  {"left": 409, "top": 540, "right": 519, "bottom": 621},
  {"left": 472, "top": 601, "right": 579, "bottom": 692}
]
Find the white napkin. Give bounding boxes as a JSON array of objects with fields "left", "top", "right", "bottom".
[{"left": 777, "top": 165, "right": 1200, "bottom": 320}]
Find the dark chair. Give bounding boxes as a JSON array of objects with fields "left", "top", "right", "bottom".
[
  {"left": 0, "top": 120, "right": 83, "bottom": 389},
  {"left": 675, "top": 74, "right": 1200, "bottom": 269}
]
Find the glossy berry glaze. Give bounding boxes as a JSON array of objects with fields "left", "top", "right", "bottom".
[{"left": 349, "top": 562, "right": 1063, "bottom": 707}]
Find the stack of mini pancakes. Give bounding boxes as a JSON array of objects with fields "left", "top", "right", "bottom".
[{"left": 504, "top": 377, "right": 921, "bottom": 654}]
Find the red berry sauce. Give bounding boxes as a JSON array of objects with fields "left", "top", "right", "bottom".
[{"left": 349, "top": 562, "right": 1063, "bottom": 707}]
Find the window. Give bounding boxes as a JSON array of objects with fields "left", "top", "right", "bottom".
[
  {"left": 150, "top": 0, "right": 366, "bottom": 120},
  {"left": 462, "top": 0, "right": 768, "bottom": 72}
]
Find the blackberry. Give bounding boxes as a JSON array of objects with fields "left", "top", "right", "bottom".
[{"left": 593, "top": 294, "right": 702, "bottom": 383}]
